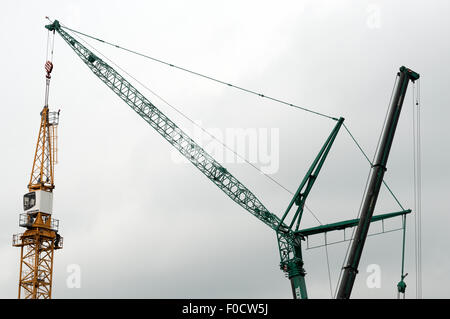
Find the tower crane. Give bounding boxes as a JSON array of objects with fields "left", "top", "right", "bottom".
[
  {"left": 12, "top": 57, "right": 63, "bottom": 299},
  {"left": 43, "top": 19, "right": 417, "bottom": 299}
]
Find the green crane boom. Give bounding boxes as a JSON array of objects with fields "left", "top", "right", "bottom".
[
  {"left": 45, "top": 20, "right": 411, "bottom": 299},
  {"left": 45, "top": 21, "right": 283, "bottom": 230},
  {"left": 46, "top": 19, "right": 330, "bottom": 298}
]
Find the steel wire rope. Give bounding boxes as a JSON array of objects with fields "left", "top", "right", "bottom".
[
  {"left": 58, "top": 23, "right": 414, "bottom": 296},
  {"left": 49, "top": 18, "right": 409, "bottom": 223},
  {"left": 56, "top": 20, "right": 411, "bottom": 220},
  {"left": 59, "top": 24, "right": 338, "bottom": 122},
  {"left": 58, "top": 22, "right": 408, "bottom": 219},
  {"left": 46, "top": 18, "right": 414, "bottom": 299},
  {"left": 413, "top": 79, "right": 422, "bottom": 299},
  {"left": 65, "top": 27, "right": 325, "bottom": 225},
  {"left": 324, "top": 232, "right": 334, "bottom": 297}
]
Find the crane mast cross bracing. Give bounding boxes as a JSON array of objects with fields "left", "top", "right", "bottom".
[
  {"left": 13, "top": 104, "right": 63, "bottom": 299},
  {"left": 12, "top": 28, "right": 63, "bottom": 299}
]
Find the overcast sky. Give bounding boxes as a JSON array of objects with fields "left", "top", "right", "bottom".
[{"left": 1, "top": 0, "right": 449, "bottom": 299}]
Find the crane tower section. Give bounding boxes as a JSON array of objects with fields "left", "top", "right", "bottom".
[{"left": 12, "top": 58, "right": 63, "bottom": 299}]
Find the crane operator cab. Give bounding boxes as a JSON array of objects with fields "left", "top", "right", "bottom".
[
  {"left": 23, "top": 190, "right": 53, "bottom": 215},
  {"left": 21, "top": 190, "right": 54, "bottom": 229}
]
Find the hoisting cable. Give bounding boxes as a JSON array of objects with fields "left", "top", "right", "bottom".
[
  {"left": 43, "top": 19, "right": 57, "bottom": 183},
  {"left": 324, "top": 232, "right": 334, "bottom": 297},
  {"left": 57, "top": 22, "right": 339, "bottom": 122},
  {"left": 413, "top": 79, "right": 422, "bottom": 299},
  {"left": 334, "top": 73, "right": 404, "bottom": 298},
  {"left": 44, "top": 18, "right": 56, "bottom": 107},
  {"left": 397, "top": 78, "right": 422, "bottom": 299},
  {"left": 397, "top": 80, "right": 420, "bottom": 300},
  {"left": 63, "top": 23, "right": 325, "bottom": 225},
  {"left": 397, "top": 214, "right": 408, "bottom": 299}
]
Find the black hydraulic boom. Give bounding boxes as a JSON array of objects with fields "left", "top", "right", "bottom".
[{"left": 336, "top": 66, "right": 420, "bottom": 299}]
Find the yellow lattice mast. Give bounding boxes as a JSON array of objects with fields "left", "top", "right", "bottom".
[{"left": 12, "top": 34, "right": 63, "bottom": 299}]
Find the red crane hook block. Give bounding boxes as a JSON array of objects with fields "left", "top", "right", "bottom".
[{"left": 45, "top": 61, "right": 53, "bottom": 78}]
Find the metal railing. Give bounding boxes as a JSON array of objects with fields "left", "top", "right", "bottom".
[
  {"left": 12, "top": 233, "right": 23, "bottom": 246},
  {"left": 19, "top": 213, "right": 60, "bottom": 231},
  {"left": 13, "top": 232, "right": 63, "bottom": 248},
  {"left": 48, "top": 111, "right": 60, "bottom": 126}
]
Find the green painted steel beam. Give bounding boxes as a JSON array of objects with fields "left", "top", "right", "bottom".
[
  {"left": 276, "top": 117, "right": 344, "bottom": 299},
  {"left": 295, "top": 209, "right": 411, "bottom": 237},
  {"left": 277, "top": 117, "right": 344, "bottom": 233}
]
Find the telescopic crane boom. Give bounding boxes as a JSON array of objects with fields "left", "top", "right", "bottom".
[{"left": 336, "top": 66, "right": 419, "bottom": 299}]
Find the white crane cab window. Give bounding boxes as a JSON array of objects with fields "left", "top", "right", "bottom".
[
  {"left": 23, "top": 190, "right": 53, "bottom": 214},
  {"left": 23, "top": 192, "right": 36, "bottom": 211}
]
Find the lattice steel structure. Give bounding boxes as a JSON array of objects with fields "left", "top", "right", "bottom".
[
  {"left": 13, "top": 73, "right": 63, "bottom": 298},
  {"left": 13, "top": 228, "right": 63, "bottom": 299},
  {"left": 44, "top": 19, "right": 414, "bottom": 299}
]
